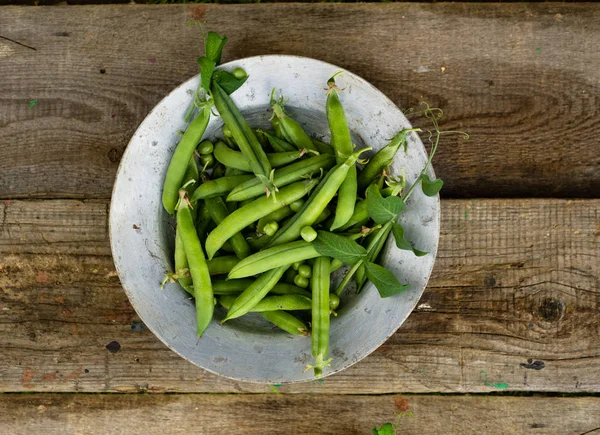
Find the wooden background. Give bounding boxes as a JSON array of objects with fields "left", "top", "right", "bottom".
[{"left": 0, "top": 3, "right": 599, "bottom": 434}]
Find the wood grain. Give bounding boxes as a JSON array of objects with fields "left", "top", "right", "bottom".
[
  {"left": 2, "top": 393, "right": 600, "bottom": 435},
  {"left": 1, "top": 198, "right": 598, "bottom": 393},
  {"left": 1, "top": 4, "right": 599, "bottom": 199}
]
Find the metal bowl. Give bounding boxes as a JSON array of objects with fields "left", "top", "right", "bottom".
[{"left": 110, "top": 55, "right": 440, "bottom": 383}]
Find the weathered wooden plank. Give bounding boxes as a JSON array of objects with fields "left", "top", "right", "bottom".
[
  {"left": 1, "top": 4, "right": 599, "bottom": 199},
  {"left": 2, "top": 393, "right": 600, "bottom": 435},
  {"left": 1, "top": 198, "right": 598, "bottom": 393}
]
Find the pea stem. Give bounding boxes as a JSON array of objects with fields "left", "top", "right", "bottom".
[{"left": 334, "top": 221, "right": 393, "bottom": 296}]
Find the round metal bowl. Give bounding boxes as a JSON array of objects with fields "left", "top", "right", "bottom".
[{"left": 110, "top": 55, "right": 440, "bottom": 383}]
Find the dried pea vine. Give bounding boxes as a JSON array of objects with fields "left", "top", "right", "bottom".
[{"left": 161, "top": 32, "right": 468, "bottom": 376}]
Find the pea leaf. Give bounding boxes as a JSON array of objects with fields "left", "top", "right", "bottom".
[
  {"left": 313, "top": 231, "right": 367, "bottom": 265},
  {"left": 197, "top": 56, "right": 216, "bottom": 94},
  {"left": 372, "top": 423, "right": 395, "bottom": 435},
  {"left": 205, "top": 32, "right": 228, "bottom": 64},
  {"left": 213, "top": 70, "right": 247, "bottom": 95},
  {"left": 364, "top": 261, "right": 410, "bottom": 298},
  {"left": 365, "top": 184, "right": 405, "bottom": 225},
  {"left": 391, "top": 223, "right": 428, "bottom": 257},
  {"left": 420, "top": 174, "right": 443, "bottom": 197}
]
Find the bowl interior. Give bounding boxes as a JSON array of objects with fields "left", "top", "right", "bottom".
[{"left": 110, "top": 55, "right": 440, "bottom": 383}]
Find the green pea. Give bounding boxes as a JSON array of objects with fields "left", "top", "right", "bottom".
[
  {"left": 263, "top": 221, "right": 279, "bottom": 236},
  {"left": 233, "top": 67, "right": 248, "bottom": 80},
  {"left": 223, "top": 124, "right": 233, "bottom": 138},
  {"left": 198, "top": 140, "right": 214, "bottom": 155},
  {"left": 292, "top": 261, "right": 303, "bottom": 271},
  {"left": 300, "top": 226, "right": 317, "bottom": 242},
  {"left": 298, "top": 264, "right": 312, "bottom": 279},
  {"left": 200, "top": 153, "right": 215, "bottom": 168},
  {"left": 329, "top": 293, "right": 340, "bottom": 311},
  {"left": 257, "top": 206, "right": 293, "bottom": 234},
  {"left": 294, "top": 275, "right": 309, "bottom": 288}
]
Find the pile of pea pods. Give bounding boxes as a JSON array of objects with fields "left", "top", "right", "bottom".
[{"left": 161, "top": 32, "right": 421, "bottom": 376}]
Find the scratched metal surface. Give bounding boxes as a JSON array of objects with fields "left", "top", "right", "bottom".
[{"left": 109, "top": 55, "right": 440, "bottom": 383}]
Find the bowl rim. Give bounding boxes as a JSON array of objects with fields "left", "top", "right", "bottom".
[{"left": 109, "top": 54, "right": 440, "bottom": 383}]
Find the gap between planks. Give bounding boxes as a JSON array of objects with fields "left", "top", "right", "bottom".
[{"left": 0, "top": 198, "right": 598, "bottom": 394}]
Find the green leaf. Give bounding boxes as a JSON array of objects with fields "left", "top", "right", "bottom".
[
  {"left": 205, "top": 32, "right": 228, "bottom": 64},
  {"left": 364, "top": 261, "right": 410, "bottom": 298},
  {"left": 313, "top": 231, "right": 367, "bottom": 265},
  {"left": 213, "top": 70, "right": 247, "bottom": 95},
  {"left": 420, "top": 174, "right": 443, "bottom": 197},
  {"left": 365, "top": 184, "right": 405, "bottom": 225},
  {"left": 371, "top": 423, "right": 395, "bottom": 435},
  {"left": 391, "top": 223, "right": 428, "bottom": 257},
  {"left": 197, "top": 56, "right": 216, "bottom": 94}
]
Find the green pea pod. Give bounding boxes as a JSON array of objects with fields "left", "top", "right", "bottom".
[
  {"left": 191, "top": 175, "right": 254, "bottom": 201},
  {"left": 173, "top": 156, "right": 202, "bottom": 291},
  {"left": 219, "top": 294, "right": 312, "bottom": 312},
  {"left": 228, "top": 240, "right": 320, "bottom": 279},
  {"left": 357, "top": 128, "right": 420, "bottom": 191},
  {"left": 257, "top": 206, "right": 293, "bottom": 234},
  {"left": 261, "top": 311, "right": 309, "bottom": 336},
  {"left": 214, "top": 141, "right": 303, "bottom": 172},
  {"left": 205, "top": 197, "right": 251, "bottom": 260},
  {"left": 267, "top": 148, "right": 370, "bottom": 247},
  {"left": 311, "top": 138, "right": 334, "bottom": 155},
  {"left": 330, "top": 258, "right": 343, "bottom": 273},
  {"left": 162, "top": 103, "right": 211, "bottom": 214},
  {"left": 270, "top": 283, "right": 312, "bottom": 298},
  {"left": 271, "top": 116, "right": 284, "bottom": 139},
  {"left": 355, "top": 225, "right": 392, "bottom": 292},
  {"left": 174, "top": 228, "right": 193, "bottom": 291},
  {"left": 271, "top": 98, "right": 318, "bottom": 152},
  {"left": 213, "top": 280, "right": 311, "bottom": 298},
  {"left": 337, "top": 199, "right": 369, "bottom": 231},
  {"left": 207, "top": 255, "right": 239, "bottom": 275},
  {"left": 176, "top": 192, "right": 213, "bottom": 337},
  {"left": 313, "top": 207, "right": 331, "bottom": 226},
  {"left": 222, "top": 265, "right": 289, "bottom": 321},
  {"left": 213, "top": 279, "right": 253, "bottom": 294},
  {"left": 182, "top": 157, "right": 200, "bottom": 197},
  {"left": 211, "top": 82, "right": 275, "bottom": 194},
  {"left": 310, "top": 256, "right": 331, "bottom": 376},
  {"left": 227, "top": 154, "right": 335, "bottom": 202},
  {"left": 205, "top": 179, "right": 318, "bottom": 259},
  {"left": 224, "top": 166, "right": 248, "bottom": 177},
  {"left": 326, "top": 75, "right": 357, "bottom": 230},
  {"left": 195, "top": 201, "right": 212, "bottom": 242},
  {"left": 263, "top": 131, "right": 296, "bottom": 152}
]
